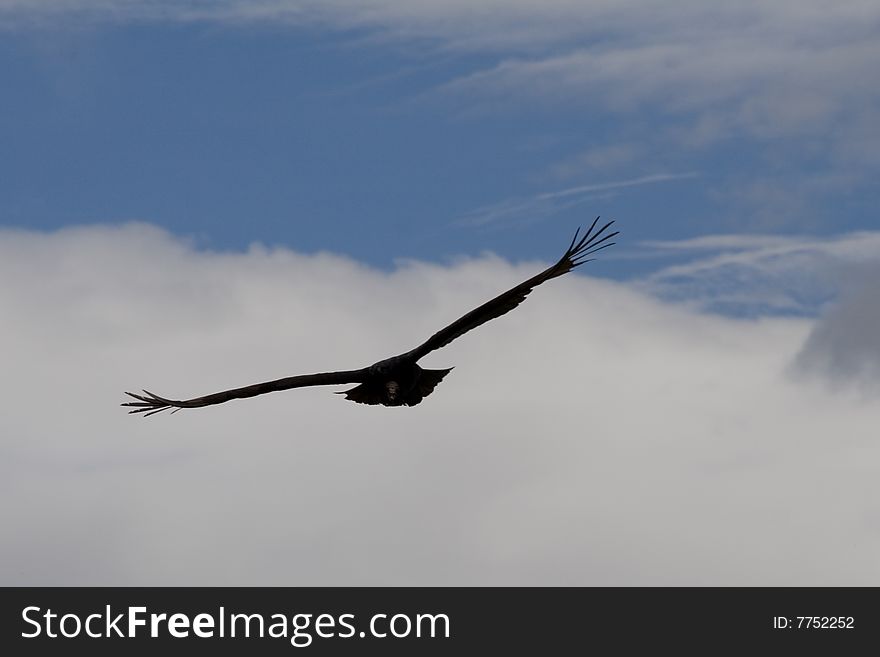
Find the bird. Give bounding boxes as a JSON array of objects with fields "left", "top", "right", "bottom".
[{"left": 122, "top": 217, "right": 617, "bottom": 416}]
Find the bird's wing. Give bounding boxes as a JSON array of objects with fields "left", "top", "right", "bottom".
[
  {"left": 122, "top": 369, "right": 367, "bottom": 417},
  {"left": 409, "top": 217, "right": 617, "bottom": 360}
]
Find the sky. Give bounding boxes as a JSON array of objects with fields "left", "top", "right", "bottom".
[{"left": 1, "top": 1, "right": 879, "bottom": 585}]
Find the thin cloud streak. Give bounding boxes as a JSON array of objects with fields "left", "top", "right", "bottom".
[
  {"left": 460, "top": 172, "right": 698, "bottom": 227},
  {"left": 536, "top": 172, "right": 699, "bottom": 201}
]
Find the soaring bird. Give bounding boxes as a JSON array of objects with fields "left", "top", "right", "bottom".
[{"left": 123, "top": 218, "right": 617, "bottom": 416}]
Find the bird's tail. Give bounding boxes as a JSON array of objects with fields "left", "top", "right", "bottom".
[{"left": 410, "top": 367, "right": 453, "bottom": 405}]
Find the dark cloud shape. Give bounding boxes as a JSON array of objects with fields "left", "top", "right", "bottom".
[{"left": 794, "top": 264, "right": 880, "bottom": 387}]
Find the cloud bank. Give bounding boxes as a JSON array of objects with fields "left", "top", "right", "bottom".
[{"left": 1, "top": 223, "right": 878, "bottom": 585}]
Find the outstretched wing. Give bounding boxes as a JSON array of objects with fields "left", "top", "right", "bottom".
[
  {"left": 408, "top": 217, "right": 617, "bottom": 360},
  {"left": 122, "top": 369, "right": 367, "bottom": 417}
]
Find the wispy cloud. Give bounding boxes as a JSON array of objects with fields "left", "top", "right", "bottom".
[
  {"left": 537, "top": 172, "right": 700, "bottom": 201},
  {"left": 637, "top": 230, "right": 880, "bottom": 316},
  {"left": 5, "top": 2, "right": 877, "bottom": 142},
  {"left": 459, "top": 172, "right": 699, "bottom": 227},
  {"left": 4, "top": 1, "right": 878, "bottom": 227},
  {"left": 548, "top": 143, "right": 642, "bottom": 180}
]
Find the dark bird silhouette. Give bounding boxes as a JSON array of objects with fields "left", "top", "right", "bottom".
[{"left": 122, "top": 218, "right": 617, "bottom": 416}]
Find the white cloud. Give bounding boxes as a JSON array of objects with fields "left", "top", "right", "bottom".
[{"left": 2, "top": 223, "right": 879, "bottom": 585}]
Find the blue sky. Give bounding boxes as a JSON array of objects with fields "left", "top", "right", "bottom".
[
  {"left": 3, "top": 2, "right": 877, "bottom": 280},
  {"left": 2, "top": 2, "right": 880, "bottom": 586}
]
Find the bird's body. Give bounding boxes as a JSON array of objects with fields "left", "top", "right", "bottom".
[
  {"left": 340, "top": 357, "right": 453, "bottom": 407},
  {"left": 123, "top": 218, "right": 617, "bottom": 416}
]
